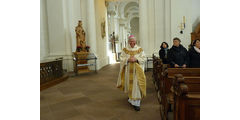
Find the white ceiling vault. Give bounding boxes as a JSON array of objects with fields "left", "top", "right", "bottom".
[
  {"left": 105, "top": 0, "right": 138, "bottom": 2},
  {"left": 106, "top": 0, "right": 140, "bottom": 53},
  {"left": 106, "top": 0, "right": 139, "bottom": 39},
  {"left": 107, "top": 0, "right": 138, "bottom": 22}
]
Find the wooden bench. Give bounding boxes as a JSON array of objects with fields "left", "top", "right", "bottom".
[
  {"left": 160, "top": 68, "right": 200, "bottom": 120},
  {"left": 172, "top": 74, "right": 200, "bottom": 120},
  {"left": 152, "top": 55, "right": 170, "bottom": 105},
  {"left": 152, "top": 55, "right": 162, "bottom": 91},
  {"left": 153, "top": 55, "right": 166, "bottom": 105},
  {"left": 152, "top": 56, "right": 200, "bottom": 120},
  {"left": 165, "top": 68, "right": 200, "bottom": 103}
]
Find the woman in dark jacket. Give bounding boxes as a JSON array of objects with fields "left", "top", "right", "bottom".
[
  {"left": 168, "top": 37, "right": 189, "bottom": 68},
  {"left": 188, "top": 39, "right": 200, "bottom": 68},
  {"left": 159, "top": 42, "right": 169, "bottom": 64}
]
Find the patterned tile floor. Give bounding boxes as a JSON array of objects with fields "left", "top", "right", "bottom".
[{"left": 40, "top": 63, "right": 161, "bottom": 120}]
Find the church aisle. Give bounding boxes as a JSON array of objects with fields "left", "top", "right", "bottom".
[{"left": 40, "top": 63, "right": 161, "bottom": 120}]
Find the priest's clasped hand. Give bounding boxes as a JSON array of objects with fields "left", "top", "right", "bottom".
[{"left": 128, "top": 56, "right": 137, "bottom": 62}]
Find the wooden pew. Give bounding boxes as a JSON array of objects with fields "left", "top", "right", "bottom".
[
  {"left": 172, "top": 74, "right": 200, "bottom": 94},
  {"left": 172, "top": 74, "right": 200, "bottom": 120},
  {"left": 152, "top": 55, "right": 165, "bottom": 104},
  {"left": 152, "top": 55, "right": 170, "bottom": 118},
  {"left": 157, "top": 64, "right": 168, "bottom": 119},
  {"left": 160, "top": 68, "right": 200, "bottom": 120},
  {"left": 152, "top": 55, "right": 161, "bottom": 91}
]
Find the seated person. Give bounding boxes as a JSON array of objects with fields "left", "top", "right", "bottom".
[
  {"left": 188, "top": 39, "right": 200, "bottom": 68},
  {"left": 159, "top": 42, "right": 169, "bottom": 64},
  {"left": 168, "top": 37, "right": 189, "bottom": 68}
]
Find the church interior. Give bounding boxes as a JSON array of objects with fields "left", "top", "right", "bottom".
[{"left": 40, "top": 0, "right": 200, "bottom": 119}]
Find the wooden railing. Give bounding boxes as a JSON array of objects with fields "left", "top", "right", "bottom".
[{"left": 40, "top": 58, "right": 68, "bottom": 90}]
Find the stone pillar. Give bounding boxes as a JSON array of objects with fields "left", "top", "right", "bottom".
[
  {"left": 107, "top": 2, "right": 116, "bottom": 34},
  {"left": 40, "top": 0, "right": 49, "bottom": 60},
  {"left": 123, "top": 26, "right": 127, "bottom": 47},
  {"left": 46, "top": 0, "right": 66, "bottom": 56},
  {"left": 69, "top": 0, "right": 82, "bottom": 52},
  {"left": 139, "top": 0, "right": 148, "bottom": 54},
  {"left": 63, "top": 0, "right": 73, "bottom": 56},
  {"left": 164, "top": 0, "right": 172, "bottom": 47},
  {"left": 109, "top": 11, "right": 116, "bottom": 34},
  {"left": 62, "top": 0, "right": 74, "bottom": 72},
  {"left": 45, "top": 0, "right": 75, "bottom": 72},
  {"left": 122, "top": 27, "right": 126, "bottom": 47},
  {"left": 119, "top": 23, "right": 125, "bottom": 50},
  {"left": 114, "top": 16, "right": 120, "bottom": 37},
  {"left": 87, "top": 0, "right": 97, "bottom": 54},
  {"left": 153, "top": 0, "right": 165, "bottom": 51},
  {"left": 147, "top": 0, "right": 155, "bottom": 54}
]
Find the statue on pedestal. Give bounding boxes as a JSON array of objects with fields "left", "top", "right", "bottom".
[
  {"left": 111, "top": 32, "right": 116, "bottom": 53},
  {"left": 75, "top": 20, "right": 86, "bottom": 52},
  {"left": 74, "top": 20, "right": 90, "bottom": 74}
]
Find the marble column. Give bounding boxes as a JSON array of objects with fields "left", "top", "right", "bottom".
[
  {"left": 109, "top": 11, "right": 116, "bottom": 34},
  {"left": 107, "top": 2, "right": 116, "bottom": 34},
  {"left": 87, "top": 0, "right": 97, "bottom": 54},
  {"left": 119, "top": 23, "right": 125, "bottom": 50},
  {"left": 68, "top": 0, "right": 81, "bottom": 52},
  {"left": 122, "top": 26, "right": 126, "bottom": 47},
  {"left": 147, "top": 0, "right": 155, "bottom": 54},
  {"left": 62, "top": 0, "right": 74, "bottom": 72},
  {"left": 139, "top": 0, "right": 148, "bottom": 54},
  {"left": 115, "top": 16, "right": 120, "bottom": 37},
  {"left": 164, "top": 0, "right": 172, "bottom": 47},
  {"left": 45, "top": 0, "right": 75, "bottom": 72},
  {"left": 46, "top": 0, "right": 66, "bottom": 56},
  {"left": 154, "top": 0, "right": 165, "bottom": 51},
  {"left": 124, "top": 25, "right": 128, "bottom": 43},
  {"left": 63, "top": 0, "right": 73, "bottom": 56},
  {"left": 40, "top": 0, "right": 49, "bottom": 60}
]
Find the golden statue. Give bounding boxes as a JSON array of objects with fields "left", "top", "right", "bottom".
[
  {"left": 74, "top": 20, "right": 89, "bottom": 74},
  {"left": 75, "top": 20, "right": 86, "bottom": 51}
]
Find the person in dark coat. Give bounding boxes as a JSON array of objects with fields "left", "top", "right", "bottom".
[
  {"left": 159, "top": 42, "right": 170, "bottom": 64},
  {"left": 188, "top": 39, "right": 200, "bottom": 68},
  {"left": 168, "top": 37, "right": 189, "bottom": 68}
]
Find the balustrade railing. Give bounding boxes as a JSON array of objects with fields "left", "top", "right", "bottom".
[{"left": 40, "top": 58, "right": 67, "bottom": 90}]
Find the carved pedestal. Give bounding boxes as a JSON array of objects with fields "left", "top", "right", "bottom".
[{"left": 74, "top": 51, "right": 90, "bottom": 74}]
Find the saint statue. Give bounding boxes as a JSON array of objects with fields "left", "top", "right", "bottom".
[
  {"left": 111, "top": 32, "right": 116, "bottom": 53},
  {"left": 75, "top": 20, "right": 86, "bottom": 51}
]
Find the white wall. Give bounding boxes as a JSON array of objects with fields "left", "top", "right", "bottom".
[
  {"left": 95, "top": 0, "right": 109, "bottom": 69},
  {"left": 170, "top": 0, "right": 192, "bottom": 49}
]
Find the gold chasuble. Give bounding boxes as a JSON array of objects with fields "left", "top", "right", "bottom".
[{"left": 117, "top": 45, "right": 146, "bottom": 100}]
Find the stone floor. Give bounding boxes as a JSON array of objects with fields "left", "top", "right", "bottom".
[{"left": 40, "top": 63, "right": 161, "bottom": 120}]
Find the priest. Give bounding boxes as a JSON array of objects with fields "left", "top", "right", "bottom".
[{"left": 117, "top": 35, "right": 146, "bottom": 111}]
